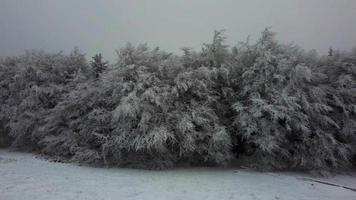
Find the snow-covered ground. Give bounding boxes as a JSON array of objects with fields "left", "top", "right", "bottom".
[{"left": 1, "top": 149, "right": 356, "bottom": 200}]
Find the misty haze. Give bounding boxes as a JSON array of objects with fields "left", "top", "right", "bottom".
[
  {"left": 1, "top": 1, "right": 356, "bottom": 200},
  {"left": 1, "top": 0, "right": 356, "bottom": 61}
]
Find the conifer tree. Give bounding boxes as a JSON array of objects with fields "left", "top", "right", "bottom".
[
  {"left": 91, "top": 53, "right": 108, "bottom": 78},
  {"left": 0, "top": 29, "right": 355, "bottom": 173}
]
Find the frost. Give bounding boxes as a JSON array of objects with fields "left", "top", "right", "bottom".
[{"left": 0, "top": 29, "right": 355, "bottom": 172}]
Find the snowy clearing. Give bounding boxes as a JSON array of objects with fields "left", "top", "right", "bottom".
[{"left": 1, "top": 149, "right": 356, "bottom": 200}]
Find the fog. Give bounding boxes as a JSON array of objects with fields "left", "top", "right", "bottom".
[{"left": 1, "top": 0, "right": 356, "bottom": 61}]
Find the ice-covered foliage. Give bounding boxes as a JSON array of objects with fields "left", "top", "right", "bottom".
[
  {"left": 230, "top": 29, "right": 355, "bottom": 172},
  {"left": 36, "top": 44, "right": 232, "bottom": 168},
  {"left": 0, "top": 29, "right": 355, "bottom": 172},
  {"left": 0, "top": 49, "right": 92, "bottom": 148}
]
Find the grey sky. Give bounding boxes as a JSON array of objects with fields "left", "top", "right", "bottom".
[{"left": 1, "top": 0, "right": 356, "bottom": 61}]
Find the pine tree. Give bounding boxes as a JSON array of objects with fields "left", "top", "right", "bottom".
[{"left": 91, "top": 53, "right": 108, "bottom": 78}]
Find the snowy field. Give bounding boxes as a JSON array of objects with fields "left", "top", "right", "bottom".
[{"left": 1, "top": 149, "right": 356, "bottom": 200}]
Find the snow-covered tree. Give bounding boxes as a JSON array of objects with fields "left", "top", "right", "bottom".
[
  {"left": 1, "top": 29, "right": 355, "bottom": 173},
  {"left": 91, "top": 53, "right": 108, "bottom": 78}
]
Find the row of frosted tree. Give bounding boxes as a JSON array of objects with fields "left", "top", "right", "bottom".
[{"left": 1, "top": 29, "right": 355, "bottom": 174}]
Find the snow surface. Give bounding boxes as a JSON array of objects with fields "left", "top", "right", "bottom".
[{"left": 1, "top": 149, "right": 356, "bottom": 200}]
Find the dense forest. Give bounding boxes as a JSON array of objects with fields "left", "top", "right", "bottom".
[{"left": 0, "top": 29, "right": 355, "bottom": 174}]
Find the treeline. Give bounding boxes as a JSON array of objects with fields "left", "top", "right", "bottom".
[{"left": 0, "top": 29, "right": 355, "bottom": 173}]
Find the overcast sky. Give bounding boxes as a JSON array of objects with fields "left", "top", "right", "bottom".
[{"left": 1, "top": 0, "right": 356, "bottom": 61}]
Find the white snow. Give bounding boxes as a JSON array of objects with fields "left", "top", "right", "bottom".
[{"left": 1, "top": 149, "right": 356, "bottom": 200}]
